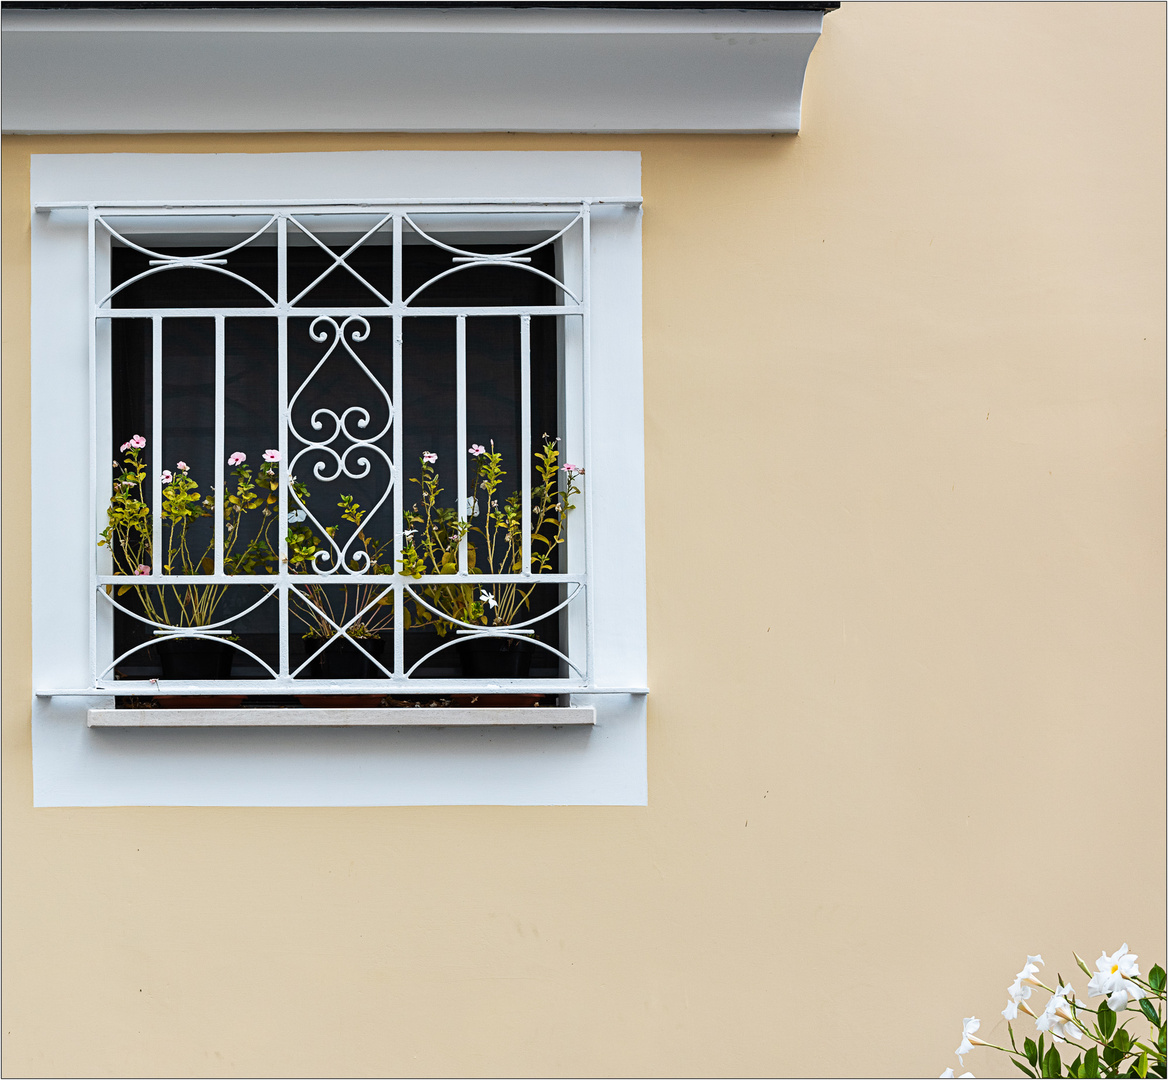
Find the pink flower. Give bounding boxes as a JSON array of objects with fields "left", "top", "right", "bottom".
[
  {"left": 422, "top": 451, "right": 438, "bottom": 464},
  {"left": 160, "top": 470, "right": 173, "bottom": 484},
  {"left": 119, "top": 442, "right": 130, "bottom": 453},
  {"left": 562, "top": 463, "right": 584, "bottom": 476},
  {"left": 469, "top": 444, "right": 486, "bottom": 457},
  {"left": 134, "top": 564, "right": 150, "bottom": 575},
  {"left": 228, "top": 452, "right": 246, "bottom": 466},
  {"left": 262, "top": 449, "right": 280, "bottom": 463},
  {"left": 129, "top": 435, "right": 146, "bottom": 449},
  {"left": 176, "top": 461, "right": 189, "bottom": 472}
]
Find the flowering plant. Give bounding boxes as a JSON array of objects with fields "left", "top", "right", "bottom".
[
  {"left": 398, "top": 437, "right": 582, "bottom": 633},
  {"left": 285, "top": 481, "right": 394, "bottom": 640},
  {"left": 944, "top": 946, "right": 1166, "bottom": 1078},
  {"left": 99, "top": 438, "right": 279, "bottom": 626}
]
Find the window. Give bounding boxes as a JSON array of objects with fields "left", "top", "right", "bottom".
[
  {"left": 95, "top": 203, "right": 592, "bottom": 696},
  {"left": 31, "top": 151, "right": 646, "bottom": 806}
]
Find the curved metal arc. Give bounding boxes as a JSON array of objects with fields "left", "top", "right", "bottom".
[
  {"left": 402, "top": 211, "right": 581, "bottom": 261},
  {"left": 99, "top": 261, "right": 277, "bottom": 308},
  {"left": 288, "top": 583, "right": 395, "bottom": 678},
  {"left": 97, "top": 214, "right": 278, "bottom": 264},
  {"left": 287, "top": 213, "right": 394, "bottom": 308},
  {"left": 287, "top": 316, "right": 345, "bottom": 446},
  {"left": 98, "top": 632, "right": 280, "bottom": 681},
  {"left": 405, "top": 581, "right": 581, "bottom": 632},
  {"left": 97, "top": 582, "right": 278, "bottom": 632},
  {"left": 403, "top": 630, "right": 583, "bottom": 679},
  {"left": 335, "top": 317, "right": 394, "bottom": 444},
  {"left": 404, "top": 260, "right": 579, "bottom": 307}
]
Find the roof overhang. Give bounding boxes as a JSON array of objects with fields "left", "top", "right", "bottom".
[{"left": 0, "top": 1, "right": 834, "bottom": 134}]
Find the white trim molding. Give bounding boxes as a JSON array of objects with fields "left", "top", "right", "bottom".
[
  {"left": 1, "top": 4, "right": 830, "bottom": 134},
  {"left": 30, "top": 150, "right": 647, "bottom": 807}
]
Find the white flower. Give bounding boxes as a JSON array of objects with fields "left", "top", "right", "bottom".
[
  {"left": 468, "top": 444, "right": 486, "bottom": 457},
  {"left": 478, "top": 590, "right": 497, "bottom": 609},
  {"left": 401, "top": 529, "right": 415, "bottom": 543},
  {"left": 287, "top": 509, "right": 306, "bottom": 524},
  {"left": 228, "top": 451, "right": 246, "bottom": 466},
  {"left": 1003, "top": 954, "right": 1045, "bottom": 1018},
  {"left": 422, "top": 451, "right": 437, "bottom": 464},
  {"left": 263, "top": 449, "right": 280, "bottom": 462},
  {"left": 176, "top": 461, "right": 189, "bottom": 472},
  {"left": 1036, "top": 984, "right": 1082, "bottom": 1043},
  {"left": 956, "top": 1017, "right": 984, "bottom": 1064},
  {"left": 160, "top": 470, "right": 173, "bottom": 484},
  {"left": 1087, "top": 944, "right": 1144, "bottom": 1012},
  {"left": 940, "top": 1070, "right": 976, "bottom": 1078}
]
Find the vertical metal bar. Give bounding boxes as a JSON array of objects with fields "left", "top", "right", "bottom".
[
  {"left": 151, "top": 315, "right": 163, "bottom": 575},
  {"left": 581, "top": 201, "right": 596, "bottom": 685},
  {"left": 277, "top": 215, "right": 289, "bottom": 678},
  {"left": 520, "top": 314, "right": 532, "bottom": 575},
  {"left": 213, "top": 314, "right": 225, "bottom": 576},
  {"left": 88, "top": 209, "right": 99, "bottom": 687},
  {"left": 392, "top": 211, "right": 404, "bottom": 680},
  {"left": 456, "top": 313, "right": 468, "bottom": 576}
]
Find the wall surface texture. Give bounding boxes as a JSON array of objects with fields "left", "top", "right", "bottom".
[{"left": 3, "top": 4, "right": 1165, "bottom": 1077}]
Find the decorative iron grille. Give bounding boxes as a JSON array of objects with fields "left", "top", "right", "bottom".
[{"left": 87, "top": 200, "right": 600, "bottom": 695}]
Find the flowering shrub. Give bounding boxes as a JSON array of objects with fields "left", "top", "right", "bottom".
[
  {"left": 398, "top": 437, "right": 582, "bottom": 632},
  {"left": 100, "top": 438, "right": 279, "bottom": 626},
  {"left": 944, "top": 946, "right": 1166, "bottom": 1078}
]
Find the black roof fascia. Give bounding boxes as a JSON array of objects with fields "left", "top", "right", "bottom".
[{"left": 2, "top": 1, "right": 840, "bottom": 12}]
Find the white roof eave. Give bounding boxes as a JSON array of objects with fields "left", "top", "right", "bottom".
[{"left": 1, "top": 5, "right": 827, "bottom": 134}]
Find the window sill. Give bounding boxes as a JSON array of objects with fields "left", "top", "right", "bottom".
[{"left": 86, "top": 706, "right": 596, "bottom": 728}]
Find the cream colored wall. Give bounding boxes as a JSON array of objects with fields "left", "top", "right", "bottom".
[{"left": 3, "top": 4, "right": 1164, "bottom": 1076}]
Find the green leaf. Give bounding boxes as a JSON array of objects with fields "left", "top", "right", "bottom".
[
  {"left": 1100, "top": 1002, "right": 1118, "bottom": 1039},
  {"left": 1151, "top": 967, "right": 1167, "bottom": 994},
  {"left": 1137, "top": 1052, "right": 1149, "bottom": 1078},
  {"left": 1067, "top": 1053, "right": 1081, "bottom": 1077},
  {"left": 1044, "top": 1044, "right": 1063, "bottom": 1077},
  {"left": 1013, "top": 1059, "right": 1038, "bottom": 1078},
  {"left": 1143, "top": 1000, "right": 1161, "bottom": 1025},
  {"left": 1084, "top": 1046, "right": 1100, "bottom": 1078},
  {"left": 1027, "top": 1038, "right": 1040, "bottom": 1066},
  {"left": 1117, "top": 1029, "right": 1132, "bottom": 1054}
]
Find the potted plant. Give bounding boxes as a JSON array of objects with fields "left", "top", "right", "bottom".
[
  {"left": 399, "top": 437, "right": 583, "bottom": 677},
  {"left": 286, "top": 482, "right": 394, "bottom": 679},
  {"left": 100, "top": 438, "right": 279, "bottom": 678}
]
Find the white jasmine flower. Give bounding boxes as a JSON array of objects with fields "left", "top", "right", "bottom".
[
  {"left": 478, "top": 590, "right": 497, "bottom": 609},
  {"left": 1004, "top": 954, "right": 1045, "bottom": 1018},
  {"left": 1036, "top": 985, "right": 1082, "bottom": 1043},
  {"left": 940, "top": 1070, "right": 976, "bottom": 1078},
  {"left": 1087, "top": 944, "right": 1144, "bottom": 1012},
  {"left": 956, "top": 1017, "right": 984, "bottom": 1064}
]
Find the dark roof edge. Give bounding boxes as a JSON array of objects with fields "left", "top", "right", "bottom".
[{"left": 2, "top": 1, "right": 840, "bottom": 11}]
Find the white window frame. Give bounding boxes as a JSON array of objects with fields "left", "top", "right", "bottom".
[{"left": 30, "top": 151, "right": 647, "bottom": 807}]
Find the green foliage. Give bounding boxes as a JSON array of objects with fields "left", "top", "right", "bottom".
[
  {"left": 957, "top": 950, "right": 1166, "bottom": 1080},
  {"left": 399, "top": 438, "right": 583, "bottom": 634},
  {"left": 100, "top": 443, "right": 279, "bottom": 628}
]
